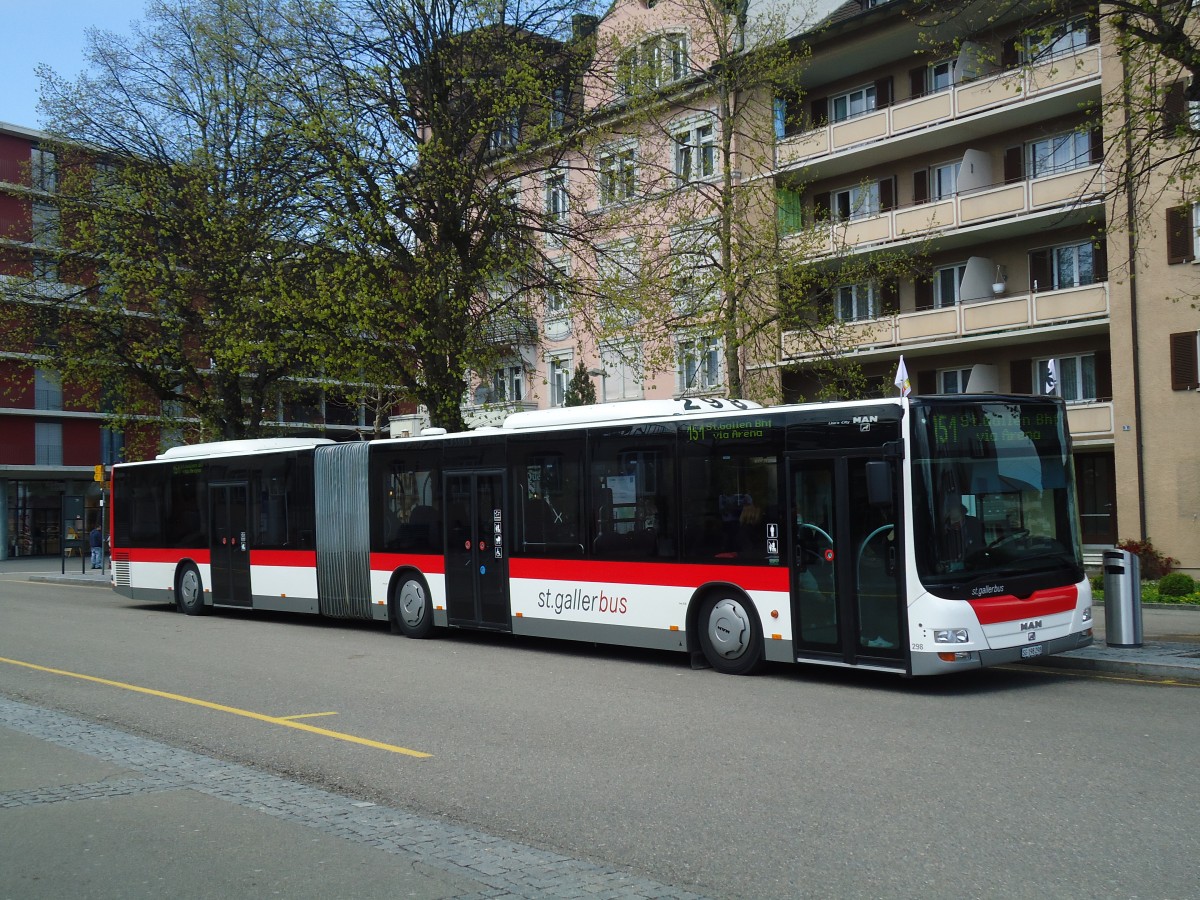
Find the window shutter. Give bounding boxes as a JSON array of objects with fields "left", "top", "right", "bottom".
[
  {"left": 1166, "top": 205, "right": 1194, "bottom": 264},
  {"left": 1163, "top": 81, "right": 1187, "bottom": 137},
  {"left": 917, "top": 369, "right": 937, "bottom": 395},
  {"left": 813, "top": 191, "right": 830, "bottom": 221},
  {"left": 1092, "top": 238, "right": 1108, "bottom": 281},
  {"left": 1010, "top": 359, "right": 1033, "bottom": 394},
  {"left": 1001, "top": 37, "right": 1020, "bottom": 69},
  {"left": 810, "top": 96, "right": 828, "bottom": 128},
  {"left": 777, "top": 188, "right": 803, "bottom": 234},
  {"left": 1170, "top": 332, "right": 1200, "bottom": 390},
  {"left": 881, "top": 279, "right": 899, "bottom": 315},
  {"left": 1094, "top": 350, "right": 1112, "bottom": 401},
  {"left": 1089, "top": 128, "right": 1103, "bottom": 164},
  {"left": 1028, "top": 248, "right": 1051, "bottom": 292},
  {"left": 874, "top": 76, "right": 893, "bottom": 109},
  {"left": 1003, "top": 146, "right": 1024, "bottom": 184},
  {"left": 878, "top": 177, "right": 895, "bottom": 212},
  {"left": 909, "top": 67, "right": 926, "bottom": 100},
  {"left": 913, "top": 169, "right": 929, "bottom": 204}
]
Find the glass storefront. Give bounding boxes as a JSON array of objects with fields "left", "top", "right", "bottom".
[{"left": 3, "top": 479, "right": 105, "bottom": 559}]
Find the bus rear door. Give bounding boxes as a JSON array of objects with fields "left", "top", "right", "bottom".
[
  {"left": 443, "top": 470, "right": 510, "bottom": 630},
  {"left": 210, "top": 481, "right": 252, "bottom": 607},
  {"left": 788, "top": 455, "right": 904, "bottom": 670}
]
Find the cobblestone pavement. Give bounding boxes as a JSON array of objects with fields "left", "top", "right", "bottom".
[{"left": 1, "top": 697, "right": 704, "bottom": 900}]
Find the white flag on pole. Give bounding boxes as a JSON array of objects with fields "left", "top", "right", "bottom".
[
  {"left": 1044, "top": 358, "right": 1057, "bottom": 394},
  {"left": 894, "top": 355, "right": 911, "bottom": 397}
]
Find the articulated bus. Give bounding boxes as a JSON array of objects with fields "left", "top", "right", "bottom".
[{"left": 110, "top": 395, "right": 1094, "bottom": 676}]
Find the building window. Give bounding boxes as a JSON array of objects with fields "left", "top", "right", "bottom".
[
  {"left": 835, "top": 282, "right": 878, "bottom": 322},
  {"left": 1024, "top": 16, "right": 1093, "bottom": 63},
  {"left": 671, "top": 223, "right": 717, "bottom": 315},
  {"left": 598, "top": 144, "right": 637, "bottom": 205},
  {"left": 1037, "top": 354, "right": 1096, "bottom": 402},
  {"left": 545, "top": 170, "right": 569, "bottom": 223},
  {"left": 674, "top": 121, "right": 716, "bottom": 182},
  {"left": 927, "top": 60, "right": 954, "bottom": 94},
  {"left": 32, "top": 202, "right": 60, "bottom": 247},
  {"left": 489, "top": 111, "right": 520, "bottom": 152},
  {"left": 1052, "top": 241, "right": 1097, "bottom": 289},
  {"left": 31, "top": 146, "right": 57, "bottom": 193},
  {"left": 549, "top": 86, "right": 566, "bottom": 130},
  {"left": 939, "top": 366, "right": 975, "bottom": 394},
  {"left": 832, "top": 182, "right": 880, "bottom": 222},
  {"left": 617, "top": 32, "right": 688, "bottom": 99},
  {"left": 33, "top": 252, "right": 58, "bottom": 282},
  {"left": 35, "top": 422, "right": 63, "bottom": 466},
  {"left": 931, "top": 161, "right": 961, "bottom": 200},
  {"left": 34, "top": 369, "right": 63, "bottom": 410},
  {"left": 600, "top": 344, "right": 643, "bottom": 402},
  {"left": 933, "top": 263, "right": 966, "bottom": 307},
  {"left": 492, "top": 365, "right": 525, "bottom": 403},
  {"left": 1028, "top": 128, "right": 1091, "bottom": 177},
  {"left": 548, "top": 354, "right": 572, "bottom": 406},
  {"left": 831, "top": 84, "right": 876, "bottom": 122},
  {"left": 677, "top": 335, "right": 721, "bottom": 393}
]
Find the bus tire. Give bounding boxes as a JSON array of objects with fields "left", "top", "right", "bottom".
[
  {"left": 697, "top": 591, "right": 762, "bottom": 675},
  {"left": 391, "top": 574, "right": 434, "bottom": 639},
  {"left": 177, "top": 563, "right": 206, "bottom": 616}
]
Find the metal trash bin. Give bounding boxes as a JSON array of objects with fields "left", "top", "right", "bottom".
[{"left": 1103, "top": 549, "right": 1142, "bottom": 648}]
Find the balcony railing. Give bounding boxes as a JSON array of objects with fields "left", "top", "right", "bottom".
[
  {"left": 781, "top": 281, "right": 1109, "bottom": 360},
  {"left": 777, "top": 45, "right": 1102, "bottom": 169},
  {"left": 789, "top": 163, "right": 1104, "bottom": 257}
]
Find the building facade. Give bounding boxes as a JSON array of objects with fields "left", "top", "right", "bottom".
[
  {"left": 0, "top": 121, "right": 393, "bottom": 559},
  {"left": 468, "top": 0, "right": 1198, "bottom": 575}
]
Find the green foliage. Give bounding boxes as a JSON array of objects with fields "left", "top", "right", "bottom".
[
  {"left": 1117, "top": 537, "right": 1178, "bottom": 581},
  {"left": 564, "top": 360, "right": 597, "bottom": 406},
  {"left": 1157, "top": 572, "right": 1196, "bottom": 597}
]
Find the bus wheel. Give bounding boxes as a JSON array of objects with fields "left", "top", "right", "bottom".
[
  {"left": 698, "top": 593, "right": 762, "bottom": 675},
  {"left": 177, "top": 563, "right": 206, "bottom": 616},
  {"left": 392, "top": 576, "right": 433, "bottom": 639}
]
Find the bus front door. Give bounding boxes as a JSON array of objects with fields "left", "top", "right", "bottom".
[
  {"left": 210, "top": 482, "right": 252, "bottom": 607},
  {"left": 788, "top": 457, "right": 904, "bottom": 668},
  {"left": 443, "top": 471, "right": 510, "bottom": 630}
]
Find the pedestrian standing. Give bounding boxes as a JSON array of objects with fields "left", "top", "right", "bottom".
[{"left": 89, "top": 525, "right": 103, "bottom": 569}]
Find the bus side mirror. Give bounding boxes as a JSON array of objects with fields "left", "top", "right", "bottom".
[{"left": 865, "top": 461, "right": 893, "bottom": 508}]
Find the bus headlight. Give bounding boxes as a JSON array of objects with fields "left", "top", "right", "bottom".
[{"left": 934, "top": 628, "right": 970, "bottom": 644}]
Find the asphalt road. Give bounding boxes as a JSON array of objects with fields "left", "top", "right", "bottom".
[{"left": 2, "top": 577, "right": 1199, "bottom": 899}]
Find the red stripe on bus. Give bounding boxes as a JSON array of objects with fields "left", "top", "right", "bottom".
[
  {"left": 370, "top": 553, "right": 446, "bottom": 575},
  {"left": 508, "top": 558, "right": 789, "bottom": 592},
  {"left": 249, "top": 550, "right": 318, "bottom": 567},
  {"left": 968, "top": 585, "right": 1078, "bottom": 625},
  {"left": 118, "top": 547, "right": 211, "bottom": 565}
]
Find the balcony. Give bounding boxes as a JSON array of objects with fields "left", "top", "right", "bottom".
[
  {"left": 780, "top": 281, "right": 1110, "bottom": 360},
  {"left": 777, "top": 46, "right": 1102, "bottom": 173},
  {"left": 790, "top": 163, "right": 1104, "bottom": 257}
]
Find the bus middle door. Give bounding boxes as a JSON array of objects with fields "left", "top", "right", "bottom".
[
  {"left": 443, "top": 470, "right": 510, "bottom": 630},
  {"left": 210, "top": 481, "right": 252, "bottom": 607},
  {"left": 787, "top": 455, "right": 904, "bottom": 668}
]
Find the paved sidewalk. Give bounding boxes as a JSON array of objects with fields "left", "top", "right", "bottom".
[{"left": 5, "top": 556, "right": 1200, "bottom": 684}]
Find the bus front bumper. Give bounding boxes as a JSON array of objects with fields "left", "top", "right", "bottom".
[{"left": 911, "top": 629, "right": 1094, "bottom": 676}]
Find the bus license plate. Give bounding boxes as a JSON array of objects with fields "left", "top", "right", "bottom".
[{"left": 1021, "top": 644, "right": 1044, "bottom": 659}]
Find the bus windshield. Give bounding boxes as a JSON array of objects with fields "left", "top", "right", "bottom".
[{"left": 910, "top": 398, "right": 1084, "bottom": 594}]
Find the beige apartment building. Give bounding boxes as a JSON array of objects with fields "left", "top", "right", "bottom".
[{"left": 452, "top": 0, "right": 1198, "bottom": 574}]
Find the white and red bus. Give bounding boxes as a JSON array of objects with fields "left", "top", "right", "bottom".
[{"left": 111, "top": 395, "right": 1094, "bottom": 676}]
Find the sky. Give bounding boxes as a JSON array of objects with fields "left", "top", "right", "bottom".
[{"left": 0, "top": 0, "right": 146, "bottom": 130}]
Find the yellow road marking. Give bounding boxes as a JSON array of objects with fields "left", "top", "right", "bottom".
[
  {"left": 0, "top": 656, "right": 432, "bottom": 757},
  {"left": 278, "top": 712, "right": 339, "bottom": 720},
  {"left": 999, "top": 664, "right": 1200, "bottom": 688}
]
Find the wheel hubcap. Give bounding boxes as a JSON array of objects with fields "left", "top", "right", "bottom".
[
  {"left": 707, "top": 598, "right": 750, "bottom": 659},
  {"left": 399, "top": 581, "right": 426, "bottom": 628},
  {"left": 181, "top": 571, "right": 198, "bottom": 605}
]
